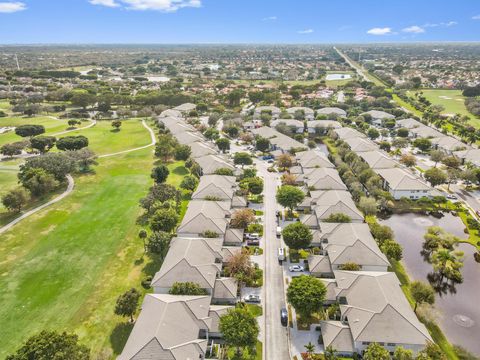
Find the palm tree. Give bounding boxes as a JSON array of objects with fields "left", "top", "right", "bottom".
[
  {"left": 431, "top": 248, "right": 464, "bottom": 283},
  {"left": 324, "top": 345, "right": 338, "bottom": 360},
  {"left": 304, "top": 342, "right": 315, "bottom": 360}
]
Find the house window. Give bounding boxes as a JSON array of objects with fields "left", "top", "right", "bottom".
[{"left": 387, "top": 343, "right": 396, "bottom": 347}]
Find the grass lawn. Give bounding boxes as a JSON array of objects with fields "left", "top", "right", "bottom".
[
  {"left": 0, "top": 116, "right": 70, "bottom": 147},
  {"left": 409, "top": 89, "right": 480, "bottom": 129},
  {"left": 0, "top": 148, "right": 155, "bottom": 358},
  {"left": 0, "top": 167, "right": 19, "bottom": 211},
  {"left": 0, "top": 100, "right": 12, "bottom": 112},
  {"left": 65, "top": 119, "right": 151, "bottom": 155}
]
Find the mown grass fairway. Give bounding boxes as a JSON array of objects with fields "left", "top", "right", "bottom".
[
  {"left": 0, "top": 116, "right": 70, "bottom": 146},
  {"left": 66, "top": 119, "right": 151, "bottom": 155},
  {"left": 0, "top": 147, "right": 154, "bottom": 358},
  {"left": 409, "top": 89, "right": 480, "bottom": 128}
]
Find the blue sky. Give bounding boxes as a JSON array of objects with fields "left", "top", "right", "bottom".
[{"left": 0, "top": 0, "right": 479, "bottom": 43}]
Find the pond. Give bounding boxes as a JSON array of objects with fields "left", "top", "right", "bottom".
[
  {"left": 326, "top": 73, "right": 352, "bottom": 81},
  {"left": 146, "top": 76, "right": 170, "bottom": 82},
  {"left": 380, "top": 213, "right": 480, "bottom": 355}
]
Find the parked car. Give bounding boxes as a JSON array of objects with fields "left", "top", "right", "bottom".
[
  {"left": 276, "top": 226, "right": 282, "bottom": 237},
  {"left": 245, "top": 233, "right": 260, "bottom": 240},
  {"left": 446, "top": 194, "right": 457, "bottom": 200},
  {"left": 246, "top": 239, "right": 260, "bottom": 246},
  {"left": 267, "top": 159, "right": 274, "bottom": 163},
  {"left": 476, "top": 210, "right": 480, "bottom": 218},
  {"left": 280, "top": 308, "right": 288, "bottom": 326},
  {"left": 289, "top": 265, "right": 304, "bottom": 272},
  {"left": 244, "top": 294, "right": 261, "bottom": 303},
  {"left": 262, "top": 155, "right": 274, "bottom": 160}
]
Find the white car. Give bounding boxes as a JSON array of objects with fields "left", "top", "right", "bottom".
[
  {"left": 245, "top": 233, "right": 260, "bottom": 240},
  {"left": 244, "top": 294, "right": 261, "bottom": 303},
  {"left": 446, "top": 194, "right": 457, "bottom": 200},
  {"left": 289, "top": 265, "right": 304, "bottom": 272}
]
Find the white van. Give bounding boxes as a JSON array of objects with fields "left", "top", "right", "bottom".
[
  {"left": 278, "top": 248, "right": 285, "bottom": 262},
  {"left": 276, "top": 226, "right": 282, "bottom": 237}
]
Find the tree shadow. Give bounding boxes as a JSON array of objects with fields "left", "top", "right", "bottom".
[
  {"left": 109, "top": 321, "right": 134, "bottom": 355},
  {"left": 142, "top": 253, "right": 164, "bottom": 277},
  {"left": 172, "top": 165, "right": 188, "bottom": 176},
  {"left": 110, "top": 128, "right": 121, "bottom": 133}
]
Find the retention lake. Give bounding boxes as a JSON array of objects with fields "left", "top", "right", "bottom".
[{"left": 380, "top": 212, "right": 480, "bottom": 356}]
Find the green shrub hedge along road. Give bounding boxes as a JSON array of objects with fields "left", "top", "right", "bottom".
[{"left": 0, "top": 120, "right": 171, "bottom": 357}]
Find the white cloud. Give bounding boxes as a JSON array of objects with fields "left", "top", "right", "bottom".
[
  {"left": 297, "top": 29, "right": 313, "bottom": 34},
  {"left": 88, "top": 0, "right": 201, "bottom": 12},
  {"left": 367, "top": 27, "right": 392, "bottom": 35},
  {"left": 262, "top": 16, "right": 277, "bottom": 21},
  {"left": 473, "top": 15, "right": 480, "bottom": 20},
  {"left": 424, "top": 21, "right": 458, "bottom": 28},
  {"left": 90, "top": 0, "right": 120, "bottom": 7},
  {"left": 0, "top": 1, "right": 26, "bottom": 13},
  {"left": 122, "top": 0, "right": 201, "bottom": 12},
  {"left": 402, "top": 25, "right": 425, "bottom": 34}
]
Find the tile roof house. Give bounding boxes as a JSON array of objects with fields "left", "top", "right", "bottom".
[
  {"left": 118, "top": 294, "right": 211, "bottom": 360},
  {"left": 254, "top": 105, "right": 281, "bottom": 119},
  {"left": 251, "top": 126, "right": 305, "bottom": 152},
  {"left": 306, "top": 120, "right": 342, "bottom": 134},
  {"left": 175, "top": 131, "right": 205, "bottom": 145},
  {"left": 271, "top": 119, "right": 305, "bottom": 133},
  {"left": 195, "top": 154, "right": 235, "bottom": 175},
  {"left": 159, "top": 109, "right": 182, "bottom": 118},
  {"left": 177, "top": 200, "right": 231, "bottom": 237},
  {"left": 430, "top": 136, "right": 469, "bottom": 154},
  {"left": 173, "top": 103, "right": 197, "bottom": 113},
  {"left": 309, "top": 223, "right": 389, "bottom": 273},
  {"left": 299, "top": 168, "right": 347, "bottom": 191},
  {"left": 189, "top": 141, "right": 218, "bottom": 158},
  {"left": 376, "top": 168, "right": 431, "bottom": 200},
  {"left": 192, "top": 175, "right": 237, "bottom": 201},
  {"left": 151, "top": 237, "right": 223, "bottom": 293},
  {"left": 334, "top": 127, "right": 367, "bottom": 140},
  {"left": 344, "top": 138, "right": 377, "bottom": 153},
  {"left": 361, "top": 110, "right": 395, "bottom": 127},
  {"left": 317, "top": 107, "right": 347, "bottom": 118},
  {"left": 302, "top": 190, "right": 364, "bottom": 225},
  {"left": 320, "top": 271, "right": 432, "bottom": 355},
  {"left": 454, "top": 148, "right": 480, "bottom": 167},
  {"left": 286, "top": 106, "right": 315, "bottom": 120},
  {"left": 358, "top": 150, "right": 399, "bottom": 169},
  {"left": 296, "top": 150, "right": 334, "bottom": 169}
]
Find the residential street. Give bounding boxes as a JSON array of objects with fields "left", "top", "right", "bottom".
[{"left": 257, "top": 160, "right": 291, "bottom": 360}]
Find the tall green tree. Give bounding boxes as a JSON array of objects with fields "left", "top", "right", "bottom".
[
  {"left": 410, "top": 281, "right": 435, "bottom": 313},
  {"left": 287, "top": 275, "right": 326, "bottom": 319},
  {"left": 219, "top": 307, "right": 259, "bottom": 355},
  {"left": 114, "top": 288, "right": 141, "bottom": 322},
  {"left": 276, "top": 185, "right": 305, "bottom": 214},
  {"left": 151, "top": 165, "right": 170, "bottom": 184},
  {"left": 282, "top": 222, "right": 313, "bottom": 249},
  {"left": 6, "top": 330, "right": 90, "bottom": 360}
]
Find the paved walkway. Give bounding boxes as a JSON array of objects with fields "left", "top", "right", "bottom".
[
  {"left": 51, "top": 119, "right": 97, "bottom": 136},
  {"left": 0, "top": 120, "right": 156, "bottom": 234},
  {"left": 98, "top": 120, "right": 156, "bottom": 158},
  {"left": 0, "top": 174, "right": 74, "bottom": 235}
]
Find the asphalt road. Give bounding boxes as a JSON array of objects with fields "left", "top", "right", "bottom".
[{"left": 256, "top": 160, "right": 291, "bottom": 360}]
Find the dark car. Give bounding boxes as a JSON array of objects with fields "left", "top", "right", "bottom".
[{"left": 280, "top": 308, "right": 288, "bottom": 327}]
